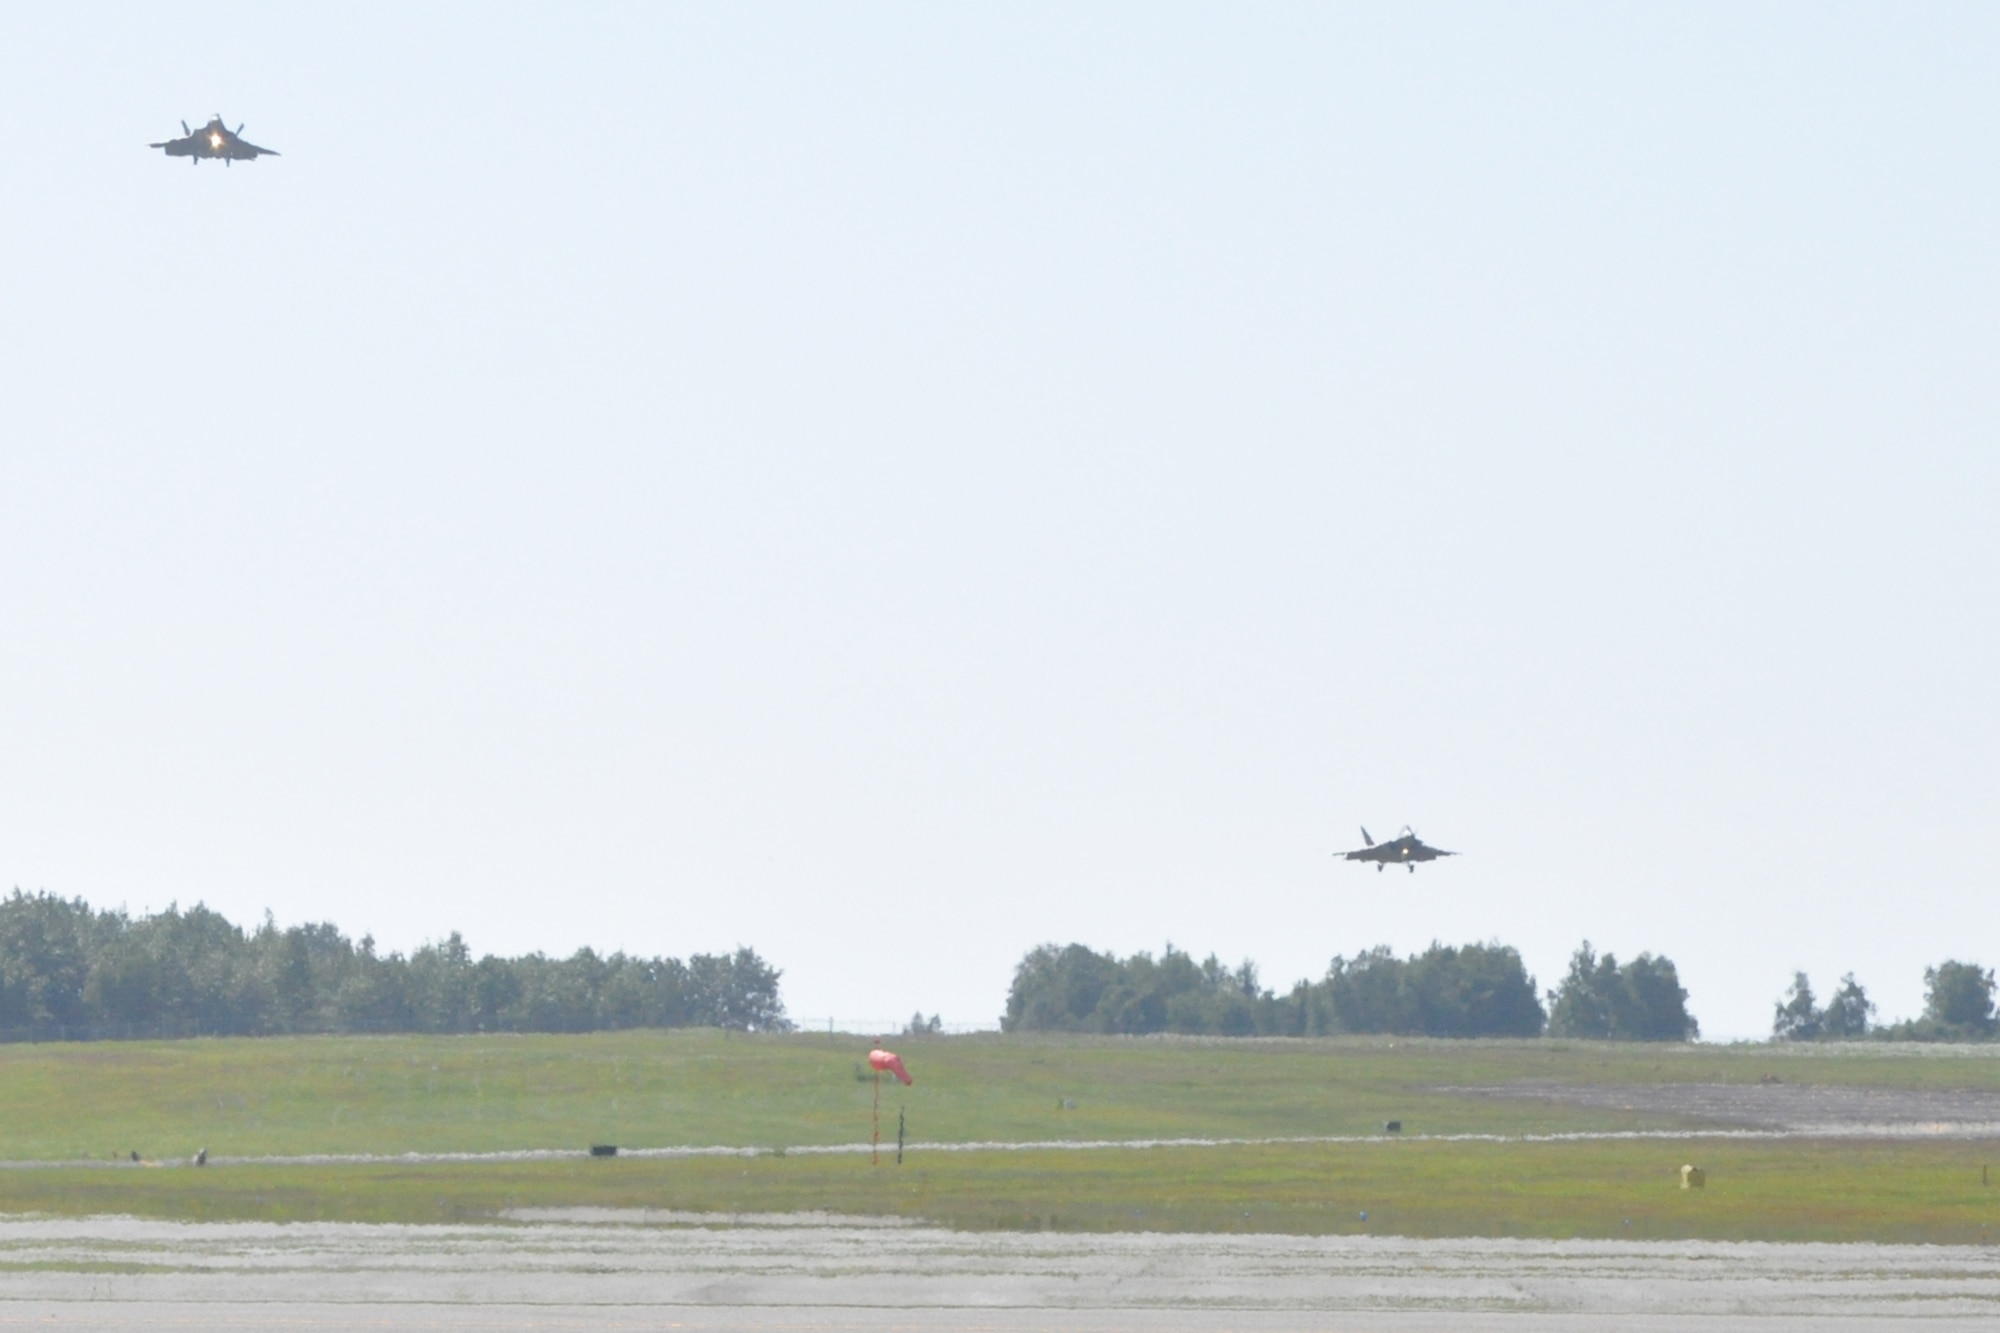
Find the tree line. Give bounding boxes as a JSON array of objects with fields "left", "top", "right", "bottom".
[
  {"left": 1003, "top": 939, "right": 1697, "bottom": 1040},
  {"left": 1773, "top": 962, "right": 1997, "bottom": 1042},
  {"left": 0, "top": 891, "right": 790, "bottom": 1039}
]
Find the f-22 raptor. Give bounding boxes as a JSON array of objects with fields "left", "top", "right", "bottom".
[
  {"left": 150, "top": 116, "right": 279, "bottom": 165},
  {"left": 1338, "top": 826, "right": 1456, "bottom": 872}
]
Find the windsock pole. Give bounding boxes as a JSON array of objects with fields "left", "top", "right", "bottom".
[{"left": 872, "top": 1070, "right": 881, "bottom": 1165}]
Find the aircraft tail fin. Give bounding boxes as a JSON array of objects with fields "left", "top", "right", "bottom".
[
  {"left": 181, "top": 120, "right": 190, "bottom": 135},
  {"left": 1359, "top": 826, "right": 1373, "bottom": 847}
]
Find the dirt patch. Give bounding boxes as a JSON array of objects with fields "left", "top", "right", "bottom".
[{"left": 1444, "top": 1082, "right": 2000, "bottom": 1132}]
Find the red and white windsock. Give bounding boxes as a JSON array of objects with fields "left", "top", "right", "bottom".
[{"left": 867, "top": 1047, "right": 913, "bottom": 1085}]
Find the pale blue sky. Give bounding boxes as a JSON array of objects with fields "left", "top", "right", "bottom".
[{"left": 2, "top": 4, "right": 1994, "bottom": 1038}]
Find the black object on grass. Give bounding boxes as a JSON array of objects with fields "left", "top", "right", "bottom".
[{"left": 589, "top": 1144, "right": 618, "bottom": 1157}]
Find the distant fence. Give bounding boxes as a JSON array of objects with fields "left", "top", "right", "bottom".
[
  {"left": 0, "top": 1019, "right": 279, "bottom": 1044},
  {"left": 0, "top": 1018, "right": 1000, "bottom": 1045},
  {"left": 0, "top": 1019, "right": 780, "bottom": 1045},
  {"left": 812, "top": 1019, "right": 999, "bottom": 1037}
]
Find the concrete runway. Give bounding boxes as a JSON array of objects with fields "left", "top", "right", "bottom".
[{"left": 0, "top": 1213, "right": 1994, "bottom": 1330}]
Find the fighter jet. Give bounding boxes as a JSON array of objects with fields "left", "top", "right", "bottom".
[
  {"left": 150, "top": 116, "right": 279, "bottom": 165},
  {"left": 1338, "top": 826, "right": 1456, "bottom": 872}
]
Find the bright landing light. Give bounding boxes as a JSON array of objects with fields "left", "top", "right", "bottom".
[{"left": 209, "top": 132, "right": 223, "bottom": 149}]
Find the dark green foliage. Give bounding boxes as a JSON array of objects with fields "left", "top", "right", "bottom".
[
  {"left": 1003, "top": 941, "right": 1545, "bottom": 1038},
  {"left": 1002, "top": 944, "right": 1269, "bottom": 1035},
  {"left": 1772, "top": 972, "right": 1821, "bottom": 1041},
  {"left": 1876, "top": 961, "right": 1997, "bottom": 1042},
  {"left": 0, "top": 892, "right": 789, "bottom": 1039},
  {"left": 1922, "top": 961, "right": 1996, "bottom": 1036},
  {"left": 1322, "top": 944, "right": 1547, "bottom": 1038},
  {"left": 1772, "top": 971, "right": 1874, "bottom": 1041},
  {"left": 1820, "top": 973, "right": 1874, "bottom": 1038},
  {"left": 1545, "top": 942, "right": 1698, "bottom": 1041}
]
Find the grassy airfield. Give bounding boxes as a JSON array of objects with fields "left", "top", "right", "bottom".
[{"left": 0, "top": 1030, "right": 1995, "bottom": 1241}]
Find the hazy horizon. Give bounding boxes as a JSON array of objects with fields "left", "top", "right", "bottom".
[{"left": 2, "top": 3, "right": 1994, "bottom": 1042}]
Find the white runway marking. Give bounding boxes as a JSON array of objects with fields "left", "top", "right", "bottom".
[{"left": 5, "top": 1119, "right": 1996, "bottom": 1173}]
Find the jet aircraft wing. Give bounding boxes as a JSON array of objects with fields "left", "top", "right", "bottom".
[
  {"left": 149, "top": 118, "right": 279, "bottom": 163},
  {"left": 1336, "top": 825, "right": 1456, "bottom": 870}
]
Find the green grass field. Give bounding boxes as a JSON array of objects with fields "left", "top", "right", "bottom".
[
  {"left": 0, "top": 1030, "right": 1995, "bottom": 1241},
  {"left": 2, "top": 1138, "right": 1993, "bottom": 1245}
]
